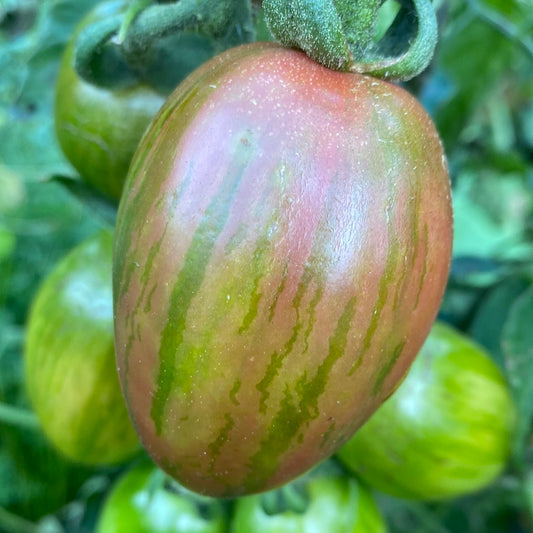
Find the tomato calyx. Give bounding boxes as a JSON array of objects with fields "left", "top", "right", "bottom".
[
  {"left": 232, "top": 462, "right": 388, "bottom": 531},
  {"left": 261, "top": 483, "right": 309, "bottom": 515},
  {"left": 263, "top": 0, "right": 438, "bottom": 81},
  {"left": 73, "top": 0, "right": 436, "bottom": 89}
]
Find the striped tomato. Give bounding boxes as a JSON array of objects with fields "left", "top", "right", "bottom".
[
  {"left": 113, "top": 42, "right": 453, "bottom": 497},
  {"left": 337, "top": 322, "right": 516, "bottom": 500},
  {"left": 25, "top": 230, "right": 140, "bottom": 465}
]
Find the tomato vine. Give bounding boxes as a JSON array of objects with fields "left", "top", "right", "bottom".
[
  {"left": 72, "top": 0, "right": 438, "bottom": 89},
  {"left": 73, "top": 0, "right": 255, "bottom": 87}
]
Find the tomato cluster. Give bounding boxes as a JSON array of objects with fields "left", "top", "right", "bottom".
[{"left": 21, "top": 0, "right": 521, "bottom": 530}]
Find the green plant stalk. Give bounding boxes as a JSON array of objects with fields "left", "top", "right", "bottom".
[
  {"left": 74, "top": 0, "right": 254, "bottom": 87},
  {"left": 118, "top": 1, "right": 237, "bottom": 55},
  {"left": 116, "top": 0, "right": 153, "bottom": 44},
  {"left": 0, "top": 401, "right": 40, "bottom": 430},
  {"left": 0, "top": 506, "right": 39, "bottom": 533}
]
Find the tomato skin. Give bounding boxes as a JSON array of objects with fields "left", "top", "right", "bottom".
[
  {"left": 97, "top": 460, "right": 228, "bottom": 533},
  {"left": 25, "top": 230, "right": 139, "bottom": 465},
  {"left": 113, "top": 42, "right": 453, "bottom": 496},
  {"left": 337, "top": 322, "right": 516, "bottom": 500},
  {"left": 54, "top": 0, "right": 165, "bottom": 201}
]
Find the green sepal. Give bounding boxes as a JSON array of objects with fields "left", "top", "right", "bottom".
[
  {"left": 262, "top": 0, "right": 354, "bottom": 71},
  {"left": 264, "top": 0, "right": 438, "bottom": 81},
  {"left": 356, "top": 0, "right": 438, "bottom": 81}
]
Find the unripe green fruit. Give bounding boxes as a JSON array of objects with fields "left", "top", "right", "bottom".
[
  {"left": 337, "top": 321, "right": 516, "bottom": 500},
  {"left": 25, "top": 230, "right": 139, "bottom": 465}
]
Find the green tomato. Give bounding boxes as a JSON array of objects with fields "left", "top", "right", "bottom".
[
  {"left": 97, "top": 460, "right": 228, "bottom": 533},
  {"left": 337, "top": 321, "right": 516, "bottom": 500},
  {"left": 230, "top": 465, "right": 386, "bottom": 533},
  {"left": 54, "top": 0, "right": 214, "bottom": 201},
  {"left": 24, "top": 230, "right": 139, "bottom": 465}
]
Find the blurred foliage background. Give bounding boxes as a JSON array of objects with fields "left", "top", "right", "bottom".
[{"left": 0, "top": 0, "right": 532, "bottom": 531}]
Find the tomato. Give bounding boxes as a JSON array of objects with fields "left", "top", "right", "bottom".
[
  {"left": 96, "top": 460, "right": 228, "bottom": 533},
  {"left": 337, "top": 321, "right": 516, "bottom": 500},
  {"left": 54, "top": 0, "right": 214, "bottom": 201},
  {"left": 113, "top": 42, "right": 453, "bottom": 496},
  {"left": 231, "top": 462, "right": 387, "bottom": 533},
  {"left": 24, "top": 230, "right": 140, "bottom": 465}
]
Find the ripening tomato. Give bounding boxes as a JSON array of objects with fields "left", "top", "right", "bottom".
[{"left": 113, "top": 42, "right": 453, "bottom": 496}]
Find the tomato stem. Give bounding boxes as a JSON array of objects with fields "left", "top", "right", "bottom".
[
  {"left": 261, "top": 484, "right": 309, "bottom": 514},
  {"left": 263, "top": 0, "right": 438, "bottom": 81},
  {"left": 74, "top": 0, "right": 255, "bottom": 88}
]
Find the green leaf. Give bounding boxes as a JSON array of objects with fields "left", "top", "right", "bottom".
[
  {"left": 452, "top": 170, "right": 533, "bottom": 264},
  {"left": 0, "top": 422, "right": 93, "bottom": 522},
  {"left": 473, "top": 0, "right": 533, "bottom": 56},
  {"left": 521, "top": 103, "right": 533, "bottom": 149},
  {"left": 1, "top": 180, "right": 104, "bottom": 323},
  {"left": 378, "top": 480, "right": 524, "bottom": 533},
  {"left": 468, "top": 277, "right": 529, "bottom": 369},
  {"left": 429, "top": 10, "right": 519, "bottom": 151},
  {"left": 0, "top": 0, "right": 100, "bottom": 182},
  {"left": 0, "top": 164, "right": 25, "bottom": 214},
  {"left": 0, "top": 311, "right": 24, "bottom": 405},
  {"left": 0, "top": 225, "right": 15, "bottom": 263},
  {"left": 49, "top": 175, "right": 117, "bottom": 228},
  {"left": 0, "top": 312, "right": 93, "bottom": 522},
  {"left": 501, "top": 285, "right": 533, "bottom": 468}
]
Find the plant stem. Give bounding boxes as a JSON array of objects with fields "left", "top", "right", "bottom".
[
  {"left": 74, "top": 0, "right": 254, "bottom": 87},
  {"left": 0, "top": 506, "right": 38, "bottom": 533},
  {"left": 0, "top": 401, "right": 40, "bottom": 430}
]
